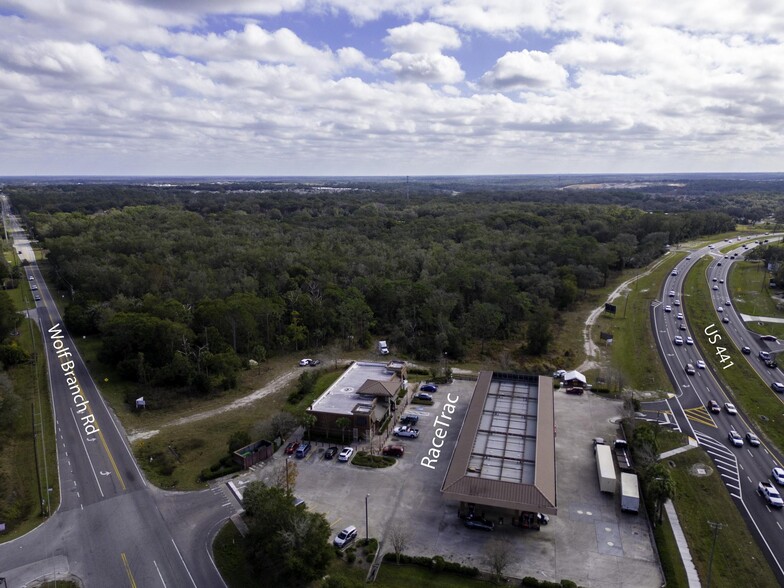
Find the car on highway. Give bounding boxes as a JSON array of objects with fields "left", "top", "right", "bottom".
[
  {"left": 381, "top": 444, "right": 405, "bottom": 457},
  {"left": 338, "top": 447, "right": 354, "bottom": 462},
  {"left": 773, "top": 467, "right": 784, "bottom": 485},
  {"left": 757, "top": 481, "right": 784, "bottom": 508},
  {"left": 284, "top": 441, "right": 299, "bottom": 455},
  {"left": 678, "top": 323, "right": 687, "bottom": 331},
  {"left": 419, "top": 383, "right": 438, "bottom": 392},
  {"left": 722, "top": 316, "right": 729, "bottom": 324},
  {"left": 761, "top": 335, "right": 778, "bottom": 342},
  {"left": 724, "top": 300, "right": 731, "bottom": 306},
  {"left": 668, "top": 290, "right": 676, "bottom": 297},
  {"left": 686, "top": 337, "right": 694, "bottom": 345},
  {"left": 716, "top": 306, "right": 723, "bottom": 313},
  {"left": 324, "top": 446, "right": 338, "bottom": 459},
  {"left": 746, "top": 432, "right": 760, "bottom": 447},
  {"left": 673, "top": 299, "right": 681, "bottom": 306},
  {"left": 764, "top": 358, "right": 778, "bottom": 369},
  {"left": 414, "top": 392, "right": 433, "bottom": 401},
  {"left": 724, "top": 403, "right": 737, "bottom": 415},
  {"left": 685, "top": 363, "right": 696, "bottom": 375},
  {"left": 393, "top": 425, "right": 420, "bottom": 438},
  {"left": 707, "top": 400, "right": 721, "bottom": 413},
  {"left": 712, "top": 277, "right": 717, "bottom": 282},
  {"left": 34, "top": 294, "right": 41, "bottom": 301},
  {"left": 772, "top": 382, "right": 784, "bottom": 393},
  {"left": 728, "top": 431, "right": 743, "bottom": 447},
  {"left": 31, "top": 284, "right": 38, "bottom": 290},
  {"left": 299, "top": 358, "right": 312, "bottom": 366},
  {"left": 696, "top": 360, "right": 706, "bottom": 369},
  {"left": 717, "top": 262, "right": 722, "bottom": 266},
  {"left": 686, "top": 256, "right": 691, "bottom": 260},
  {"left": 712, "top": 285, "right": 719, "bottom": 290},
  {"left": 663, "top": 305, "right": 672, "bottom": 312},
  {"left": 759, "top": 350, "right": 772, "bottom": 360},
  {"left": 676, "top": 312, "right": 684, "bottom": 320},
  {"left": 719, "top": 278, "right": 724, "bottom": 283},
  {"left": 464, "top": 518, "right": 495, "bottom": 531},
  {"left": 742, "top": 346, "right": 751, "bottom": 354},
  {"left": 673, "top": 336, "right": 684, "bottom": 345}
]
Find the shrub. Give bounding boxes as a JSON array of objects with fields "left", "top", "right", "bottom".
[
  {"left": 522, "top": 577, "right": 541, "bottom": 587},
  {"left": 560, "top": 581, "right": 578, "bottom": 588},
  {"left": 411, "top": 397, "right": 434, "bottom": 406},
  {"left": 346, "top": 551, "right": 356, "bottom": 564},
  {"left": 351, "top": 451, "right": 395, "bottom": 468}
]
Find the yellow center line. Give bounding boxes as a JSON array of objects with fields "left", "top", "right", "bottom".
[
  {"left": 81, "top": 397, "right": 126, "bottom": 491},
  {"left": 121, "top": 552, "right": 138, "bottom": 588}
]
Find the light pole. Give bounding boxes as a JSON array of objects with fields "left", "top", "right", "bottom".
[
  {"left": 285, "top": 457, "right": 290, "bottom": 493},
  {"left": 365, "top": 494, "right": 370, "bottom": 541}
]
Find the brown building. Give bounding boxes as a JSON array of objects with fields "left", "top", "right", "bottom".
[{"left": 441, "top": 372, "right": 557, "bottom": 520}]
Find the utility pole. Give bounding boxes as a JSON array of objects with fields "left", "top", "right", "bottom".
[
  {"left": 365, "top": 494, "right": 370, "bottom": 541},
  {"left": 706, "top": 521, "right": 724, "bottom": 588},
  {"left": 32, "top": 403, "right": 44, "bottom": 517}
]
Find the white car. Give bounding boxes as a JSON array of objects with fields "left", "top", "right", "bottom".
[
  {"left": 673, "top": 336, "right": 684, "bottom": 345},
  {"left": 725, "top": 300, "right": 731, "bottom": 306},
  {"left": 686, "top": 337, "right": 694, "bottom": 345},
  {"left": 553, "top": 369, "right": 566, "bottom": 379},
  {"left": 664, "top": 305, "right": 672, "bottom": 313},
  {"left": 686, "top": 256, "right": 691, "bottom": 260},
  {"left": 673, "top": 299, "right": 681, "bottom": 306},
  {"left": 676, "top": 313, "right": 684, "bottom": 320},
  {"left": 719, "top": 279, "right": 724, "bottom": 283},
  {"left": 716, "top": 307, "right": 723, "bottom": 313},
  {"left": 299, "top": 358, "right": 312, "bottom": 366},
  {"left": 668, "top": 290, "right": 676, "bottom": 297},
  {"left": 338, "top": 447, "right": 354, "bottom": 462},
  {"left": 696, "top": 360, "right": 706, "bottom": 369},
  {"left": 724, "top": 403, "right": 737, "bottom": 415},
  {"left": 728, "top": 431, "right": 743, "bottom": 447},
  {"left": 772, "top": 467, "right": 784, "bottom": 485},
  {"left": 712, "top": 285, "right": 719, "bottom": 291}
]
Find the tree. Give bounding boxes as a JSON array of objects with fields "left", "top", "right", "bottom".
[
  {"left": 228, "top": 430, "right": 251, "bottom": 453},
  {"left": 266, "top": 412, "right": 298, "bottom": 443},
  {"left": 300, "top": 413, "right": 317, "bottom": 442},
  {"left": 242, "top": 483, "right": 333, "bottom": 588},
  {"left": 268, "top": 459, "right": 298, "bottom": 494},
  {"left": 483, "top": 539, "right": 513, "bottom": 584},
  {"left": 465, "top": 301, "right": 503, "bottom": 354},
  {"left": 525, "top": 307, "right": 553, "bottom": 355},
  {"left": 336, "top": 417, "right": 351, "bottom": 444},
  {"left": 388, "top": 523, "right": 410, "bottom": 565},
  {"left": 645, "top": 463, "right": 676, "bottom": 526}
]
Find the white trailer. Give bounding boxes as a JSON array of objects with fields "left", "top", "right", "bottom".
[
  {"left": 595, "top": 443, "right": 617, "bottom": 493},
  {"left": 620, "top": 472, "right": 640, "bottom": 513}
]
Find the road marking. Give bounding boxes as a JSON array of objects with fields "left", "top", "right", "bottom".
[
  {"left": 153, "top": 559, "right": 167, "bottom": 588},
  {"left": 683, "top": 406, "right": 716, "bottom": 427},
  {"left": 69, "top": 407, "right": 104, "bottom": 498},
  {"left": 171, "top": 539, "right": 197, "bottom": 588},
  {"left": 95, "top": 419, "right": 126, "bottom": 491},
  {"left": 121, "top": 552, "right": 137, "bottom": 588},
  {"left": 747, "top": 476, "right": 753, "bottom": 484},
  {"left": 778, "top": 522, "right": 782, "bottom": 531}
]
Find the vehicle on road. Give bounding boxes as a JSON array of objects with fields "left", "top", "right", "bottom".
[
  {"left": 663, "top": 305, "right": 672, "bottom": 313},
  {"left": 414, "top": 392, "right": 433, "bottom": 401},
  {"left": 382, "top": 444, "right": 405, "bottom": 457},
  {"left": 334, "top": 525, "right": 358, "bottom": 547},
  {"left": 686, "top": 337, "right": 694, "bottom": 345},
  {"left": 724, "top": 403, "right": 737, "bottom": 415},
  {"left": 34, "top": 294, "right": 41, "bottom": 301},
  {"left": 614, "top": 439, "right": 633, "bottom": 472},
  {"left": 419, "top": 383, "right": 438, "bottom": 392},
  {"left": 746, "top": 432, "right": 760, "bottom": 447},
  {"left": 773, "top": 467, "right": 784, "bottom": 485},
  {"left": 764, "top": 358, "right": 778, "bottom": 369},
  {"left": 464, "top": 518, "right": 494, "bottom": 531},
  {"left": 31, "top": 284, "right": 38, "bottom": 290},
  {"left": 725, "top": 300, "right": 731, "bottom": 306},
  {"left": 742, "top": 346, "right": 751, "bottom": 354},
  {"left": 685, "top": 363, "right": 696, "bottom": 375},
  {"left": 668, "top": 290, "right": 676, "bottom": 297},
  {"left": 728, "top": 431, "right": 743, "bottom": 447},
  {"left": 676, "top": 312, "right": 684, "bottom": 320},
  {"left": 673, "top": 299, "right": 681, "bottom": 306},
  {"left": 299, "top": 358, "right": 312, "bottom": 366},
  {"left": 712, "top": 285, "right": 719, "bottom": 290},
  {"left": 393, "top": 425, "right": 420, "bottom": 438},
  {"left": 324, "top": 446, "right": 338, "bottom": 459},
  {"left": 722, "top": 316, "right": 730, "bottom": 323},
  {"left": 759, "top": 350, "right": 772, "bottom": 360},
  {"left": 674, "top": 336, "right": 684, "bottom": 345},
  {"left": 719, "top": 278, "right": 724, "bottom": 283},
  {"left": 678, "top": 323, "right": 687, "bottom": 331},
  {"left": 697, "top": 360, "right": 706, "bottom": 369},
  {"left": 757, "top": 481, "right": 784, "bottom": 508},
  {"left": 771, "top": 382, "right": 784, "bottom": 393},
  {"left": 761, "top": 335, "right": 778, "bottom": 342},
  {"left": 708, "top": 400, "right": 721, "bottom": 413},
  {"left": 716, "top": 306, "right": 723, "bottom": 313},
  {"left": 338, "top": 447, "right": 354, "bottom": 462}
]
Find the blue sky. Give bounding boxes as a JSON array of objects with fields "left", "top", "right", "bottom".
[{"left": 0, "top": 0, "right": 782, "bottom": 176}]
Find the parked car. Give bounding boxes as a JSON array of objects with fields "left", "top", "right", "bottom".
[
  {"left": 333, "top": 525, "right": 358, "bottom": 547},
  {"left": 338, "top": 447, "right": 354, "bottom": 462},
  {"left": 464, "top": 518, "right": 495, "bottom": 531},
  {"left": 324, "top": 446, "right": 338, "bottom": 459},
  {"left": 382, "top": 444, "right": 405, "bottom": 457},
  {"left": 746, "top": 432, "right": 761, "bottom": 447},
  {"left": 552, "top": 369, "right": 567, "bottom": 379},
  {"left": 414, "top": 392, "right": 433, "bottom": 401},
  {"left": 707, "top": 400, "right": 721, "bottom": 413},
  {"left": 761, "top": 335, "right": 778, "bottom": 342},
  {"left": 308, "top": 359, "right": 321, "bottom": 366},
  {"left": 772, "top": 467, "right": 784, "bottom": 485},
  {"left": 419, "top": 383, "right": 438, "bottom": 392},
  {"left": 299, "top": 358, "right": 312, "bottom": 366},
  {"left": 728, "top": 431, "right": 743, "bottom": 447},
  {"left": 393, "top": 426, "right": 420, "bottom": 438},
  {"left": 284, "top": 441, "right": 299, "bottom": 455},
  {"left": 400, "top": 414, "right": 419, "bottom": 425},
  {"left": 296, "top": 442, "right": 312, "bottom": 458},
  {"left": 742, "top": 346, "right": 751, "bottom": 354},
  {"left": 724, "top": 403, "right": 737, "bottom": 415},
  {"left": 771, "top": 382, "right": 784, "bottom": 393}
]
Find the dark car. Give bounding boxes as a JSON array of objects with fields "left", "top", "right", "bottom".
[
  {"left": 382, "top": 444, "right": 405, "bottom": 457},
  {"left": 765, "top": 358, "right": 778, "bottom": 369},
  {"left": 324, "top": 446, "right": 339, "bottom": 459},
  {"left": 308, "top": 359, "right": 321, "bottom": 366},
  {"left": 741, "top": 346, "right": 751, "bottom": 355},
  {"left": 284, "top": 441, "right": 299, "bottom": 455},
  {"left": 400, "top": 414, "right": 419, "bottom": 425},
  {"left": 419, "top": 383, "right": 438, "bottom": 392},
  {"left": 771, "top": 382, "right": 784, "bottom": 393},
  {"left": 414, "top": 392, "right": 433, "bottom": 401},
  {"left": 761, "top": 335, "right": 778, "bottom": 342},
  {"left": 464, "top": 519, "right": 495, "bottom": 531},
  {"left": 707, "top": 400, "right": 721, "bottom": 414},
  {"left": 34, "top": 294, "right": 41, "bottom": 301}
]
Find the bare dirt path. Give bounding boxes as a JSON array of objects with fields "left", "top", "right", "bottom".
[{"left": 127, "top": 368, "right": 300, "bottom": 442}]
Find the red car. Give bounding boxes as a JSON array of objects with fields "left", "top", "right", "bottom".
[{"left": 284, "top": 441, "right": 300, "bottom": 455}]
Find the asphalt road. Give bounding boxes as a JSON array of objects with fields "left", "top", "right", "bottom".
[
  {"left": 643, "top": 236, "right": 784, "bottom": 584},
  {"left": 0, "top": 201, "right": 237, "bottom": 587}
]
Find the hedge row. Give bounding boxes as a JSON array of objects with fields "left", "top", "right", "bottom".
[
  {"left": 521, "top": 577, "right": 580, "bottom": 588},
  {"left": 351, "top": 451, "right": 395, "bottom": 468},
  {"left": 199, "top": 463, "right": 242, "bottom": 481},
  {"left": 381, "top": 553, "right": 479, "bottom": 577}
]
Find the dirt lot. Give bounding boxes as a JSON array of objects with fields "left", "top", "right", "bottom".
[{"left": 231, "top": 380, "right": 662, "bottom": 587}]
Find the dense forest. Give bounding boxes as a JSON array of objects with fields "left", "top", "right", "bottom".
[{"left": 4, "top": 182, "right": 740, "bottom": 400}]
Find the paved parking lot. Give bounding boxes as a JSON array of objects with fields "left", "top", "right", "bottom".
[{"left": 232, "top": 379, "right": 662, "bottom": 587}]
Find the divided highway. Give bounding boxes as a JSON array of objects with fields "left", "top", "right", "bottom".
[
  {"left": 644, "top": 237, "right": 784, "bottom": 584},
  {"left": 0, "top": 200, "right": 237, "bottom": 587}
]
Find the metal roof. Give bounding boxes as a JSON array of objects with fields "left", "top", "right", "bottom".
[
  {"left": 309, "top": 361, "right": 400, "bottom": 416},
  {"left": 441, "top": 372, "right": 557, "bottom": 515}
]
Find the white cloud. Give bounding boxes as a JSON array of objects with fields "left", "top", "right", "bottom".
[
  {"left": 382, "top": 52, "right": 464, "bottom": 83},
  {"left": 480, "top": 50, "right": 568, "bottom": 90},
  {"left": 384, "top": 22, "right": 461, "bottom": 53}
]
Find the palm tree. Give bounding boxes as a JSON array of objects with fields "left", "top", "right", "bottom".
[
  {"left": 645, "top": 464, "right": 676, "bottom": 526},
  {"left": 300, "top": 413, "right": 317, "bottom": 442},
  {"left": 335, "top": 417, "right": 351, "bottom": 444}
]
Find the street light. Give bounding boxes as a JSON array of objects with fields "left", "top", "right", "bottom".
[{"left": 365, "top": 494, "right": 370, "bottom": 541}]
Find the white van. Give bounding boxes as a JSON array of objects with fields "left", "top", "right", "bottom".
[
  {"left": 333, "top": 525, "right": 357, "bottom": 547},
  {"left": 378, "top": 341, "right": 389, "bottom": 355}
]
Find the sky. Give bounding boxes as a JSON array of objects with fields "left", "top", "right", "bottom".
[{"left": 0, "top": 0, "right": 782, "bottom": 176}]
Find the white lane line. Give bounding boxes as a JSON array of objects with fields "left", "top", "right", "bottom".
[
  {"left": 747, "top": 476, "right": 753, "bottom": 484},
  {"left": 777, "top": 522, "right": 782, "bottom": 530},
  {"left": 171, "top": 539, "right": 197, "bottom": 588},
  {"left": 154, "top": 560, "right": 168, "bottom": 588},
  {"left": 69, "top": 407, "right": 104, "bottom": 498},
  {"left": 731, "top": 493, "right": 742, "bottom": 499}
]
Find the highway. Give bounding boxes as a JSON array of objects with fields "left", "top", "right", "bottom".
[
  {"left": 0, "top": 200, "right": 238, "bottom": 586},
  {"left": 644, "top": 236, "right": 784, "bottom": 584}
]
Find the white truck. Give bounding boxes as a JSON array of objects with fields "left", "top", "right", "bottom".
[
  {"left": 595, "top": 443, "right": 617, "bottom": 494},
  {"left": 620, "top": 472, "right": 640, "bottom": 513},
  {"left": 393, "top": 425, "right": 419, "bottom": 438},
  {"left": 378, "top": 340, "right": 389, "bottom": 355}
]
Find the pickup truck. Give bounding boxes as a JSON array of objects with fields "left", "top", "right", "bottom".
[
  {"left": 613, "top": 439, "right": 633, "bottom": 472},
  {"left": 393, "top": 426, "right": 420, "bottom": 438},
  {"left": 757, "top": 481, "right": 784, "bottom": 508}
]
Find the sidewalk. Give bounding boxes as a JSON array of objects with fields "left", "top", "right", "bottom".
[{"left": 664, "top": 500, "right": 701, "bottom": 587}]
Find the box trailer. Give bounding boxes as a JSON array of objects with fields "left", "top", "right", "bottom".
[
  {"left": 620, "top": 472, "right": 640, "bottom": 513},
  {"left": 595, "top": 443, "right": 617, "bottom": 494}
]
